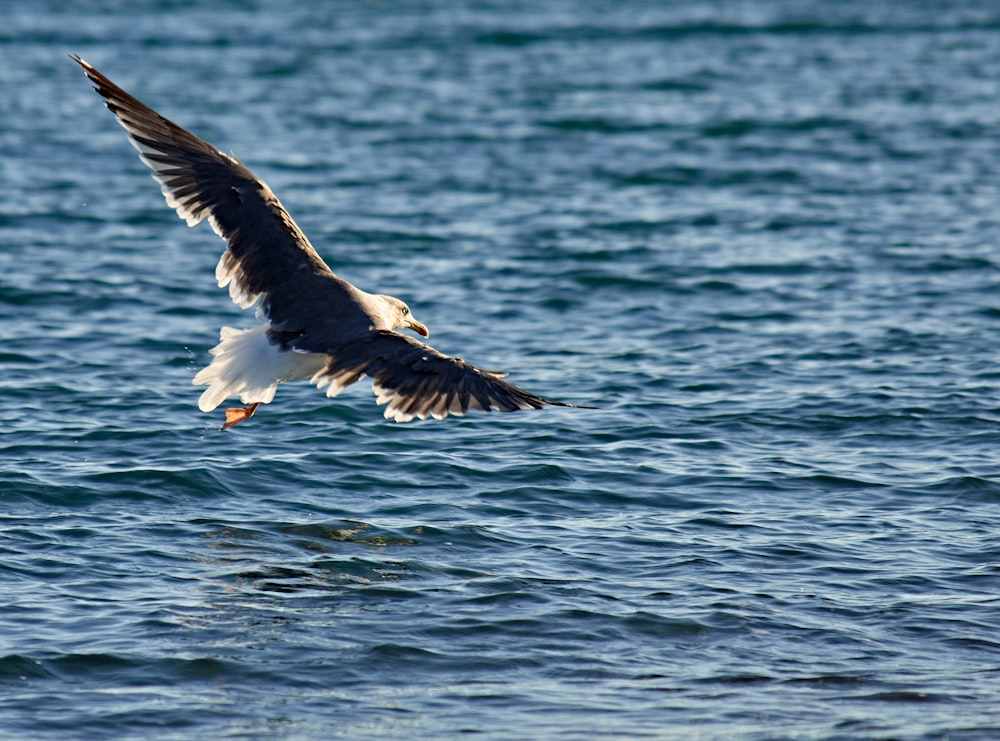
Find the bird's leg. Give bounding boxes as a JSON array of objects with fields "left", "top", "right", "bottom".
[{"left": 222, "top": 402, "right": 260, "bottom": 430}]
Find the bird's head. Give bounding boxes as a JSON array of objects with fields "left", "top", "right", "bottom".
[{"left": 380, "top": 295, "right": 429, "bottom": 338}]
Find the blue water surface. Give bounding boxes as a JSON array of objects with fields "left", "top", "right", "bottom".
[{"left": 3, "top": 1, "right": 1000, "bottom": 738}]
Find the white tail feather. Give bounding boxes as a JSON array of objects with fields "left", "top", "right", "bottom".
[{"left": 193, "top": 325, "right": 325, "bottom": 412}]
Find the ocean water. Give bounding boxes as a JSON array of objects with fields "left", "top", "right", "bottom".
[{"left": 3, "top": 1, "right": 1000, "bottom": 738}]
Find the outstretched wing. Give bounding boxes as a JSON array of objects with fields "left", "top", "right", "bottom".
[
  {"left": 72, "top": 55, "right": 344, "bottom": 325},
  {"left": 311, "top": 331, "right": 576, "bottom": 423}
]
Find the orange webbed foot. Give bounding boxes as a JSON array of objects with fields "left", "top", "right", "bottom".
[{"left": 222, "top": 402, "right": 260, "bottom": 430}]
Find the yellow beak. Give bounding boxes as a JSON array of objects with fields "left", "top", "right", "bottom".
[{"left": 408, "top": 319, "right": 429, "bottom": 338}]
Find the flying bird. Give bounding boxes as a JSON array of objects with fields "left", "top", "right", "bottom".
[{"left": 72, "top": 55, "right": 586, "bottom": 429}]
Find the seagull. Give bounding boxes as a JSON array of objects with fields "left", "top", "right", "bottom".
[{"left": 72, "top": 55, "right": 587, "bottom": 429}]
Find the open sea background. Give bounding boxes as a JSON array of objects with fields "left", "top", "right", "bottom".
[{"left": 3, "top": 0, "right": 1000, "bottom": 738}]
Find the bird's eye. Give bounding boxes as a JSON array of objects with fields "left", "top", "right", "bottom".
[{"left": 402, "top": 306, "right": 409, "bottom": 315}]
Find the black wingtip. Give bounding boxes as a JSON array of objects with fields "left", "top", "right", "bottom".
[
  {"left": 547, "top": 400, "right": 599, "bottom": 410},
  {"left": 69, "top": 54, "right": 101, "bottom": 89}
]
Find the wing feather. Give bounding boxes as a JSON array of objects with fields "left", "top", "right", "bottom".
[
  {"left": 72, "top": 55, "right": 341, "bottom": 319},
  {"left": 311, "top": 331, "right": 576, "bottom": 423}
]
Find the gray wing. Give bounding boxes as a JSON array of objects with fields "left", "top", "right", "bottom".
[
  {"left": 311, "top": 331, "right": 577, "bottom": 423},
  {"left": 72, "top": 55, "right": 348, "bottom": 329}
]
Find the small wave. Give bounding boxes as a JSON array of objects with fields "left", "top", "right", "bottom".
[
  {"left": 470, "top": 19, "right": 997, "bottom": 49},
  {"left": 623, "top": 611, "right": 712, "bottom": 639},
  {"left": 537, "top": 117, "right": 671, "bottom": 134},
  {"left": 601, "top": 164, "right": 802, "bottom": 188},
  {"left": 700, "top": 116, "right": 857, "bottom": 138},
  {"left": 915, "top": 476, "right": 1000, "bottom": 500},
  {"left": 850, "top": 690, "right": 954, "bottom": 703},
  {"left": 0, "top": 654, "right": 57, "bottom": 681}
]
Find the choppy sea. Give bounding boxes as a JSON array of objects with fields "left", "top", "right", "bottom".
[{"left": 3, "top": 1, "right": 1000, "bottom": 738}]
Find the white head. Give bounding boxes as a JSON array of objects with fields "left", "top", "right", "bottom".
[{"left": 375, "top": 294, "right": 429, "bottom": 337}]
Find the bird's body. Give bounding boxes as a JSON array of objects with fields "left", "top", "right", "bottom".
[{"left": 73, "top": 55, "right": 585, "bottom": 427}]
